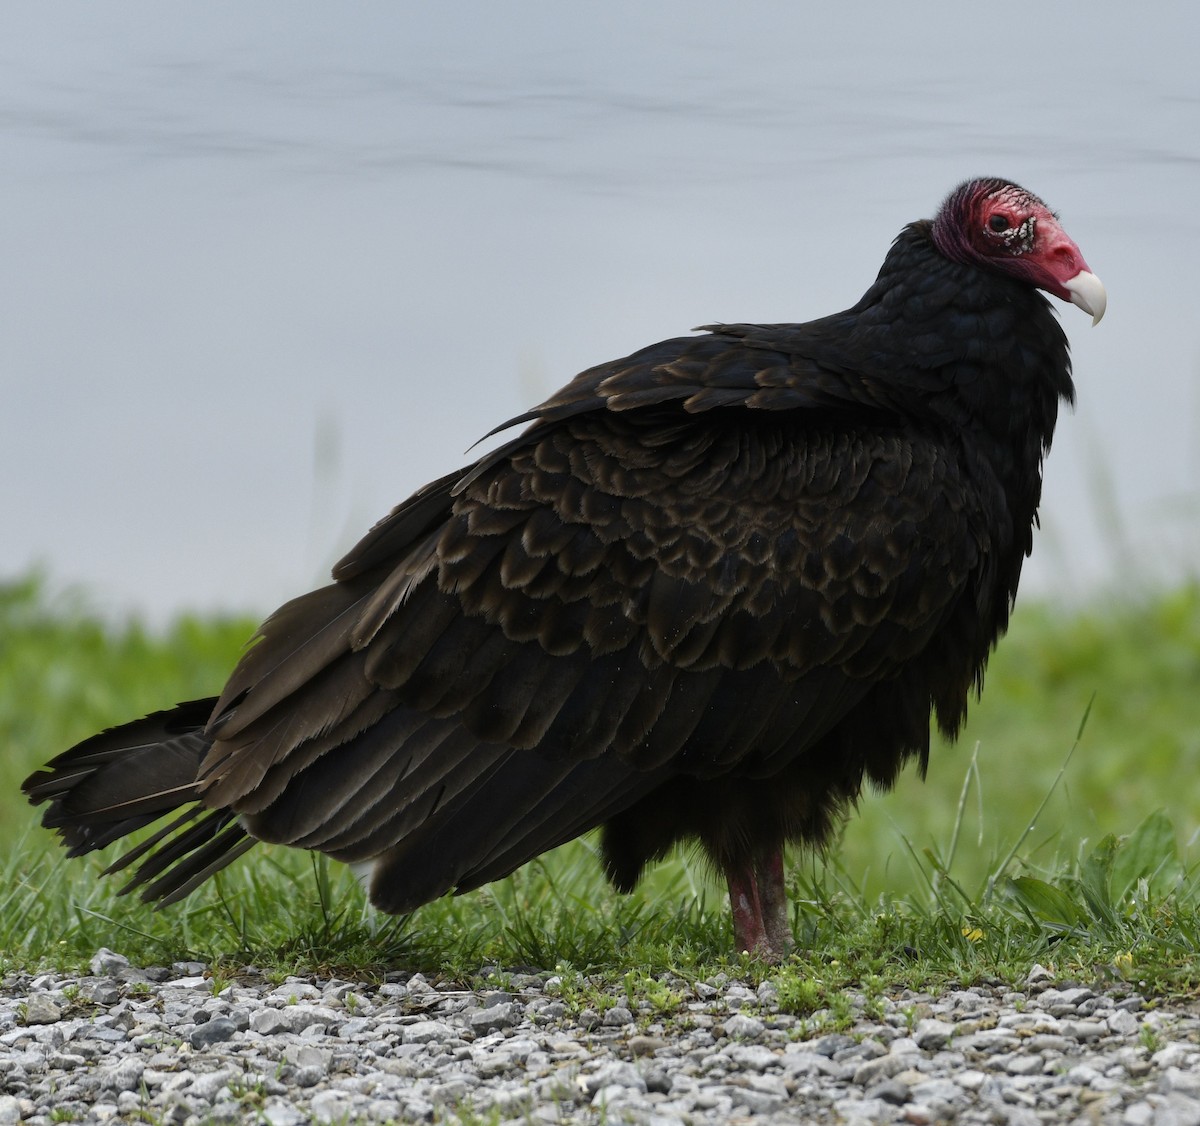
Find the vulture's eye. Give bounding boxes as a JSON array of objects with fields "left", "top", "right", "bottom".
[{"left": 988, "top": 214, "right": 1009, "bottom": 232}]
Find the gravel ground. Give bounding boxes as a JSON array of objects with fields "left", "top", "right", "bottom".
[{"left": 1, "top": 949, "right": 1197, "bottom": 1125}]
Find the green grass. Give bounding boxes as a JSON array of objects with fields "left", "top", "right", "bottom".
[{"left": 4, "top": 571, "right": 1200, "bottom": 999}]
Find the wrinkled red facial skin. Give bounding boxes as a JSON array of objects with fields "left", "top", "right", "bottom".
[{"left": 931, "top": 178, "right": 1094, "bottom": 303}]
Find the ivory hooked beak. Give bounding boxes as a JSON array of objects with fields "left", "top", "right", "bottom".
[{"left": 1064, "top": 270, "right": 1107, "bottom": 326}]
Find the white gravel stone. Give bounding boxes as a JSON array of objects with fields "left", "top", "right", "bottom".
[
  {"left": 1123, "top": 1102, "right": 1155, "bottom": 1126},
  {"left": 583, "top": 1060, "right": 647, "bottom": 1094},
  {"left": 725, "top": 1044, "right": 777, "bottom": 1071},
  {"left": 269, "top": 982, "right": 322, "bottom": 1001},
  {"left": 310, "top": 1088, "right": 355, "bottom": 1123},
  {"left": 1162, "top": 1067, "right": 1200, "bottom": 1096},
  {"left": 914, "top": 1018, "right": 955, "bottom": 1049},
  {"left": 262, "top": 1100, "right": 307, "bottom": 1126},
  {"left": 402, "top": 1019, "right": 456, "bottom": 1044},
  {"left": 290, "top": 1045, "right": 331, "bottom": 1070},
  {"left": 165, "top": 975, "right": 209, "bottom": 990},
  {"left": 276, "top": 1005, "right": 342, "bottom": 1033},
  {"left": 1004, "top": 1054, "right": 1045, "bottom": 1076},
  {"left": 722, "top": 1013, "right": 765, "bottom": 1039},
  {"left": 909, "top": 1077, "right": 964, "bottom": 1105},
  {"left": 89, "top": 948, "right": 131, "bottom": 976},
  {"left": 190, "top": 1017, "right": 237, "bottom": 1047},
  {"left": 1062, "top": 1019, "right": 1107, "bottom": 1041},
  {"left": 1164, "top": 1094, "right": 1200, "bottom": 1126},
  {"left": 602, "top": 1005, "right": 633, "bottom": 1026},
  {"left": 99, "top": 1057, "right": 145, "bottom": 1093},
  {"left": 469, "top": 1001, "right": 517, "bottom": 1032},
  {"left": 1154, "top": 1042, "right": 1199, "bottom": 1069},
  {"left": 1108, "top": 1008, "right": 1140, "bottom": 1036},
  {"left": 745, "top": 1073, "right": 788, "bottom": 1098},
  {"left": 22, "top": 994, "right": 62, "bottom": 1024},
  {"left": 249, "top": 1009, "right": 289, "bottom": 1035},
  {"left": 852, "top": 1053, "right": 911, "bottom": 1085},
  {"left": 188, "top": 1068, "right": 236, "bottom": 1102},
  {"left": 955, "top": 1068, "right": 988, "bottom": 1090}
]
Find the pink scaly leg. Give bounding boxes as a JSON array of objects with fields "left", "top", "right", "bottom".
[
  {"left": 726, "top": 862, "right": 769, "bottom": 955},
  {"left": 755, "top": 848, "right": 794, "bottom": 957}
]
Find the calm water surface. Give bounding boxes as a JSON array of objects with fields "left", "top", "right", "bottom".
[{"left": 3, "top": 2, "right": 1198, "bottom": 620}]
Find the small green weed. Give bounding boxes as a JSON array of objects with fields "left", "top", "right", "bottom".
[{"left": 1140, "top": 1023, "right": 1163, "bottom": 1054}]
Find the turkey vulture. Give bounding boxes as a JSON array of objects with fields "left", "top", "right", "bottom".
[{"left": 24, "top": 177, "right": 1105, "bottom": 959}]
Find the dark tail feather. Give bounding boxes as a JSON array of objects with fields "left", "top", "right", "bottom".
[{"left": 22, "top": 698, "right": 256, "bottom": 904}]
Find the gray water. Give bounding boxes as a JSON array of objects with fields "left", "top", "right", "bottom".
[{"left": 4, "top": 2, "right": 1198, "bottom": 621}]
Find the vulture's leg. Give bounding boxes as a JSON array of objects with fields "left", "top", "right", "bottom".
[
  {"left": 726, "top": 862, "right": 769, "bottom": 954},
  {"left": 756, "top": 848, "right": 794, "bottom": 956},
  {"left": 726, "top": 850, "right": 793, "bottom": 959}
]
